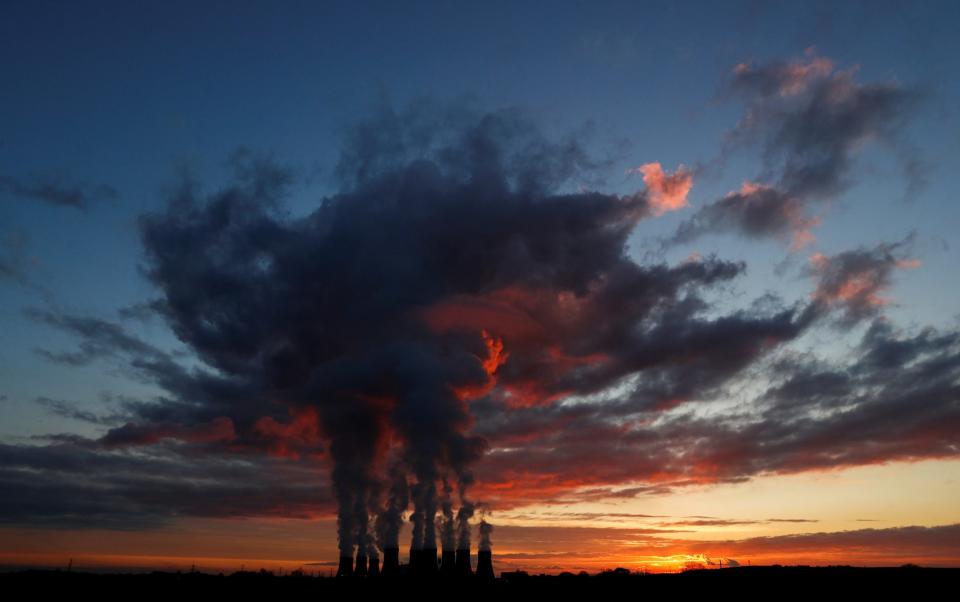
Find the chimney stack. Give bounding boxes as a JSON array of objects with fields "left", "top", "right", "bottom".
[
  {"left": 455, "top": 548, "right": 473, "bottom": 576},
  {"left": 408, "top": 547, "right": 420, "bottom": 575},
  {"left": 440, "top": 550, "right": 456, "bottom": 576},
  {"left": 368, "top": 555, "right": 380, "bottom": 577},
  {"left": 354, "top": 552, "right": 368, "bottom": 577},
  {"left": 336, "top": 554, "right": 354, "bottom": 578},
  {"left": 476, "top": 550, "right": 494, "bottom": 580},
  {"left": 421, "top": 547, "right": 438, "bottom": 575},
  {"left": 382, "top": 547, "right": 400, "bottom": 576}
]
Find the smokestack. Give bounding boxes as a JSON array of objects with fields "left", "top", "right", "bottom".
[
  {"left": 368, "top": 555, "right": 380, "bottom": 577},
  {"left": 421, "top": 547, "right": 438, "bottom": 575},
  {"left": 476, "top": 550, "right": 494, "bottom": 580},
  {"left": 355, "top": 553, "right": 368, "bottom": 577},
  {"left": 476, "top": 518, "right": 494, "bottom": 579},
  {"left": 455, "top": 548, "right": 472, "bottom": 576},
  {"left": 408, "top": 546, "right": 420, "bottom": 576},
  {"left": 382, "top": 547, "right": 399, "bottom": 576},
  {"left": 440, "top": 550, "right": 456, "bottom": 576},
  {"left": 336, "top": 555, "right": 354, "bottom": 578}
]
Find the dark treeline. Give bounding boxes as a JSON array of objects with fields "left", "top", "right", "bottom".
[{"left": 1, "top": 565, "right": 955, "bottom": 597}]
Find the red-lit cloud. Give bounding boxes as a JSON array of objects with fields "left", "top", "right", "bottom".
[
  {"left": 674, "top": 52, "right": 920, "bottom": 248},
  {"left": 732, "top": 54, "right": 834, "bottom": 97},
  {"left": 254, "top": 407, "right": 324, "bottom": 460},
  {"left": 808, "top": 239, "right": 920, "bottom": 324},
  {"left": 100, "top": 416, "right": 237, "bottom": 447},
  {"left": 630, "top": 162, "right": 693, "bottom": 215}
]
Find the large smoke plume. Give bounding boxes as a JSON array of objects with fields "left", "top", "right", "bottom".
[{"left": 136, "top": 104, "right": 759, "bottom": 561}]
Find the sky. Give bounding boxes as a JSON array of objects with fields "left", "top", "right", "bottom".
[{"left": 1, "top": 0, "right": 959, "bottom": 574}]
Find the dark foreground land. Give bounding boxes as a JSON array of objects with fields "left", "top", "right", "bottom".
[{"left": 2, "top": 565, "right": 957, "bottom": 598}]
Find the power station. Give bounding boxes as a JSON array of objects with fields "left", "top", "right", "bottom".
[{"left": 335, "top": 545, "right": 494, "bottom": 579}]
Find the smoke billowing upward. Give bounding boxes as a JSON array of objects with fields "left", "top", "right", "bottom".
[
  {"left": 440, "top": 477, "right": 455, "bottom": 551},
  {"left": 479, "top": 519, "right": 494, "bottom": 552},
  {"left": 136, "top": 102, "right": 820, "bottom": 561},
  {"left": 375, "top": 464, "right": 409, "bottom": 550},
  {"left": 456, "top": 496, "right": 475, "bottom": 551}
]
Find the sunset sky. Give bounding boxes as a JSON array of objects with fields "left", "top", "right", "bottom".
[{"left": 2, "top": 1, "right": 959, "bottom": 575}]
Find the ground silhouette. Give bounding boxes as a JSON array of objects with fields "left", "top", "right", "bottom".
[{"left": 2, "top": 565, "right": 955, "bottom": 597}]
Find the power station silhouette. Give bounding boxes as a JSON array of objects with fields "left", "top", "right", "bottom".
[{"left": 336, "top": 545, "right": 494, "bottom": 579}]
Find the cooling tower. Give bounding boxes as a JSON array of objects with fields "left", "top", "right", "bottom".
[
  {"left": 455, "top": 548, "right": 473, "bottom": 576},
  {"left": 354, "top": 553, "right": 368, "bottom": 577},
  {"left": 335, "top": 555, "right": 354, "bottom": 578},
  {"left": 440, "top": 549, "right": 456, "bottom": 576},
  {"left": 382, "top": 547, "right": 400, "bottom": 576},
  {"left": 421, "top": 547, "right": 438, "bottom": 574},
  {"left": 476, "top": 550, "right": 494, "bottom": 580}
]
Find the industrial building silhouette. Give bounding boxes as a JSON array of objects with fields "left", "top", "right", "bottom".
[{"left": 335, "top": 545, "right": 494, "bottom": 579}]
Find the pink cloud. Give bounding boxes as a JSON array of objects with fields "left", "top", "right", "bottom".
[{"left": 633, "top": 162, "right": 693, "bottom": 216}]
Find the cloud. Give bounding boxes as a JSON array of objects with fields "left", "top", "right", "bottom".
[
  {"left": 0, "top": 230, "right": 36, "bottom": 286},
  {"left": 116, "top": 300, "right": 164, "bottom": 322},
  {"left": 674, "top": 53, "right": 921, "bottom": 246},
  {"left": 497, "top": 511, "right": 670, "bottom": 522},
  {"left": 630, "top": 162, "right": 693, "bottom": 215},
  {"left": 3, "top": 105, "right": 822, "bottom": 541},
  {"left": 27, "top": 308, "right": 169, "bottom": 366},
  {"left": 674, "top": 181, "right": 819, "bottom": 249},
  {"left": 475, "top": 523, "right": 960, "bottom": 571},
  {"left": 8, "top": 260, "right": 959, "bottom": 523},
  {"left": 660, "top": 519, "right": 762, "bottom": 527},
  {"left": 0, "top": 174, "right": 118, "bottom": 210},
  {"left": 34, "top": 397, "right": 125, "bottom": 426},
  {"left": 807, "top": 238, "right": 920, "bottom": 325},
  {"left": 465, "top": 315, "right": 959, "bottom": 508},
  {"left": 99, "top": 416, "right": 238, "bottom": 448},
  {"left": 688, "top": 524, "right": 960, "bottom": 560},
  {"left": 0, "top": 440, "right": 333, "bottom": 529},
  {"left": 126, "top": 106, "right": 828, "bottom": 554},
  {"left": 730, "top": 55, "right": 834, "bottom": 98},
  {"left": 7, "top": 96, "right": 955, "bottom": 535}
]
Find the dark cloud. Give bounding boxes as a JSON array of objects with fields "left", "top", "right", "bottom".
[
  {"left": 0, "top": 174, "right": 118, "bottom": 210},
  {"left": 807, "top": 238, "right": 920, "bottom": 326},
  {"left": 0, "top": 440, "right": 332, "bottom": 529},
  {"left": 116, "top": 299, "right": 165, "bottom": 322},
  {"left": 673, "top": 182, "right": 818, "bottom": 249},
  {"left": 467, "top": 316, "right": 960, "bottom": 507},
  {"left": 685, "top": 523, "right": 960, "bottom": 557},
  {"left": 497, "top": 511, "right": 669, "bottom": 522},
  {"left": 27, "top": 306, "right": 289, "bottom": 456},
  {"left": 658, "top": 518, "right": 818, "bottom": 527},
  {"left": 98, "top": 416, "right": 238, "bottom": 448},
  {"left": 675, "top": 54, "right": 922, "bottom": 246},
  {"left": 126, "top": 105, "right": 805, "bottom": 557},
  {"left": 488, "top": 523, "right": 960, "bottom": 571},
  {"left": 0, "top": 230, "right": 34, "bottom": 286},
  {"left": 34, "top": 396, "right": 125, "bottom": 426},
  {"left": 5, "top": 305, "right": 958, "bottom": 541},
  {"left": 659, "top": 519, "right": 761, "bottom": 527},
  {"left": 7, "top": 95, "right": 955, "bottom": 550},
  {"left": 334, "top": 101, "right": 614, "bottom": 193},
  {"left": 27, "top": 308, "right": 168, "bottom": 366}
]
